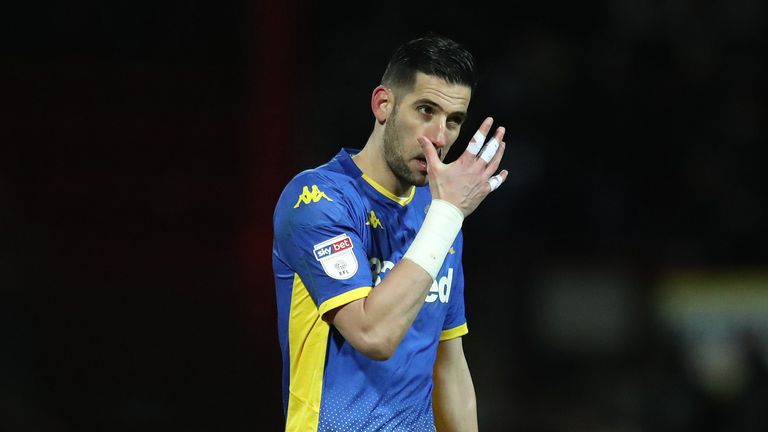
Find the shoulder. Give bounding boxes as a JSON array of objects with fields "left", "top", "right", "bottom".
[
  {"left": 279, "top": 165, "right": 360, "bottom": 206},
  {"left": 274, "top": 165, "right": 364, "bottom": 231}
]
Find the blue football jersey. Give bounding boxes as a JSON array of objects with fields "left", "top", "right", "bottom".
[{"left": 272, "top": 148, "right": 467, "bottom": 432}]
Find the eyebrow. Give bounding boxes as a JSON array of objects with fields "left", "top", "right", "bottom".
[{"left": 413, "top": 98, "right": 467, "bottom": 121}]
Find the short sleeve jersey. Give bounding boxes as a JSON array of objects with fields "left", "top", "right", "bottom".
[{"left": 272, "top": 149, "right": 468, "bottom": 432}]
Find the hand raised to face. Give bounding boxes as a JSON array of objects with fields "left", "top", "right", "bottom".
[{"left": 418, "top": 117, "right": 509, "bottom": 217}]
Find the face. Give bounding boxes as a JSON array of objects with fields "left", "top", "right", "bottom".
[{"left": 382, "top": 73, "right": 471, "bottom": 187}]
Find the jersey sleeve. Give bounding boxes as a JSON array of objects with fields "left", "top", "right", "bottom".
[
  {"left": 274, "top": 173, "right": 373, "bottom": 316},
  {"left": 440, "top": 232, "right": 468, "bottom": 341}
]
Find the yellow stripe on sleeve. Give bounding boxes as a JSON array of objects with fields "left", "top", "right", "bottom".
[
  {"left": 439, "top": 323, "right": 469, "bottom": 341},
  {"left": 318, "top": 287, "right": 372, "bottom": 317}
]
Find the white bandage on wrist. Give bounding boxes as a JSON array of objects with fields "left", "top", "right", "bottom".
[{"left": 403, "top": 199, "right": 464, "bottom": 279}]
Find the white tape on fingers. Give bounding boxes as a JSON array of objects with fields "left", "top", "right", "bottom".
[
  {"left": 467, "top": 131, "right": 486, "bottom": 155},
  {"left": 479, "top": 137, "right": 500, "bottom": 163},
  {"left": 488, "top": 174, "right": 503, "bottom": 191}
]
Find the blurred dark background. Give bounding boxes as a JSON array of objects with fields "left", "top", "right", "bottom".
[{"left": 2, "top": 1, "right": 766, "bottom": 431}]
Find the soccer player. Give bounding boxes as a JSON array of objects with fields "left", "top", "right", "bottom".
[{"left": 272, "top": 33, "right": 507, "bottom": 431}]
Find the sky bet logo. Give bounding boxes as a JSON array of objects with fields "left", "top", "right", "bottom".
[
  {"left": 313, "top": 234, "right": 358, "bottom": 280},
  {"left": 313, "top": 235, "right": 352, "bottom": 260}
]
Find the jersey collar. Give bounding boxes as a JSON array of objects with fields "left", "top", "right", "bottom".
[{"left": 338, "top": 148, "right": 416, "bottom": 207}]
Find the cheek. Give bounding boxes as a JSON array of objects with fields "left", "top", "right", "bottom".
[
  {"left": 444, "top": 133, "right": 461, "bottom": 153},
  {"left": 398, "top": 113, "right": 424, "bottom": 134},
  {"left": 442, "top": 144, "right": 452, "bottom": 159},
  {"left": 398, "top": 121, "right": 424, "bottom": 147}
]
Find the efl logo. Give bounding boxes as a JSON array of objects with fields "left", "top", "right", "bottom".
[{"left": 313, "top": 233, "right": 358, "bottom": 280}]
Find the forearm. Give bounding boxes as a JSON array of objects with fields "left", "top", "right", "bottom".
[
  {"left": 330, "top": 200, "right": 463, "bottom": 359},
  {"left": 433, "top": 340, "right": 478, "bottom": 432},
  {"left": 354, "top": 260, "right": 434, "bottom": 355},
  {"left": 362, "top": 198, "right": 465, "bottom": 351},
  {"left": 331, "top": 257, "right": 443, "bottom": 360},
  {"left": 434, "top": 371, "right": 478, "bottom": 431}
]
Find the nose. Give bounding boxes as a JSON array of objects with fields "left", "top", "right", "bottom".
[{"left": 425, "top": 121, "right": 447, "bottom": 150}]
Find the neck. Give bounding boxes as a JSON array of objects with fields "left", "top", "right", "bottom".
[{"left": 352, "top": 131, "right": 410, "bottom": 197}]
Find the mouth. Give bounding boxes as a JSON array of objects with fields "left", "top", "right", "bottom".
[
  {"left": 415, "top": 156, "right": 427, "bottom": 171},
  {"left": 413, "top": 149, "right": 441, "bottom": 171}
]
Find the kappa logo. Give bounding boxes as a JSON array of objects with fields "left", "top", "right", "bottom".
[
  {"left": 313, "top": 233, "right": 358, "bottom": 280},
  {"left": 294, "top": 185, "right": 332, "bottom": 208},
  {"left": 365, "top": 210, "right": 384, "bottom": 229}
]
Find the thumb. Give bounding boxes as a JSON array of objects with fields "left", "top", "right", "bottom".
[{"left": 418, "top": 136, "right": 441, "bottom": 168}]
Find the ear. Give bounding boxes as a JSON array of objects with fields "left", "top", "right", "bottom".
[{"left": 371, "top": 85, "right": 393, "bottom": 124}]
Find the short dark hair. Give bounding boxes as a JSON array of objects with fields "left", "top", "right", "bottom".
[{"left": 381, "top": 33, "right": 478, "bottom": 94}]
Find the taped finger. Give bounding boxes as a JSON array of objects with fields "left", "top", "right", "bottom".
[
  {"left": 487, "top": 174, "right": 504, "bottom": 191},
  {"left": 467, "top": 130, "right": 486, "bottom": 155},
  {"left": 479, "top": 137, "right": 500, "bottom": 163}
]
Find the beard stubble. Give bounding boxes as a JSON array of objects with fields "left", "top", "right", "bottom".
[{"left": 382, "top": 107, "right": 428, "bottom": 188}]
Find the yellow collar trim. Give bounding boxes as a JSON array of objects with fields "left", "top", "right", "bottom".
[{"left": 361, "top": 174, "right": 415, "bottom": 206}]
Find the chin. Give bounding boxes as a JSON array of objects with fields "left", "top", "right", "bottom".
[{"left": 412, "top": 173, "right": 429, "bottom": 187}]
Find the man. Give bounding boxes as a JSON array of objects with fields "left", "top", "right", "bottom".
[{"left": 272, "top": 33, "right": 507, "bottom": 431}]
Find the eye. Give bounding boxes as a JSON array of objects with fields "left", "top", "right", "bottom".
[
  {"left": 447, "top": 116, "right": 464, "bottom": 129},
  {"left": 417, "top": 105, "right": 434, "bottom": 116}
]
